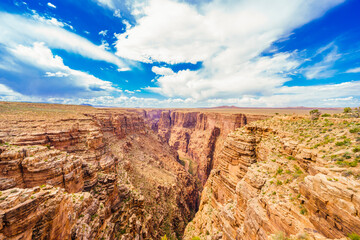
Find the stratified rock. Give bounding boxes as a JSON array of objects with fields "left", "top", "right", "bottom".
[{"left": 184, "top": 116, "right": 360, "bottom": 240}]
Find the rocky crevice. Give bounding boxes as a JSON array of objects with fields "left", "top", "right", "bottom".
[
  {"left": 144, "top": 110, "right": 267, "bottom": 185},
  {"left": 0, "top": 108, "right": 200, "bottom": 239},
  {"left": 184, "top": 116, "right": 360, "bottom": 240}
]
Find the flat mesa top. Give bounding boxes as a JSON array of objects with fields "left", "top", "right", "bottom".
[{"left": 0, "top": 101, "right": 344, "bottom": 119}]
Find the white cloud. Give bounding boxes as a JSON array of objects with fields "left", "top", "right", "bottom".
[
  {"left": 47, "top": 2, "right": 56, "bottom": 8},
  {"left": 45, "top": 71, "right": 70, "bottom": 77},
  {"left": 99, "top": 40, "right": 110, "bottom": 50},
  {"left": 302, "top": 44, "right": 341, "bottom": 79},
  {"left": 125, "top": 90, "right": 134, "bottom": 94},
  {"left": 0, "top": 83, "right": 22, "bottom": 97},
  {"left": 93, "top": 0, "right": 115, "bottom": 9},
  {"left": 99, "top": 30, "right": 108, "bottom": 36},
  {"left": 122, "top": 19, "right": 131, "bottom": 31},
  {"left": 8, "top": 42, "right": 117, "bottom": 94},
  {"left": 346, "top": 67, "right": 360, "bottom": 73},
  {"left": 0, "top": 12, "right": 125, "bottom": 68},
  {"left": 1, "top": 80, "right": 359, "bottom": 108},
  {"left": 115, "top": 0, "right": 345, "bottom": 100},
  {"left": 117, "top": 67, "right": 131, "bottom": 72},
  {"left": 114, "top": 9, "right": 121, "bottom": 18},
  {"left": 151, "top": 66, "right": 174, "bottom": 76}
]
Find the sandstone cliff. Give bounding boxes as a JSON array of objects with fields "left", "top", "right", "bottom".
[
  {"left": 145, "top": 110, "right": 267, "bottom": 185},
  {"left": 0, "top": 103, "right": 199, "bottom": 239},
  {"left": 184, "top": 115, "right": 360, "bottom": 240}
]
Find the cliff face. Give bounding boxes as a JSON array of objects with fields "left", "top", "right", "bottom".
[
  {"left": 148, "top": 110, "right": 267, "bottom": 185},
  {"left": 0, "top": 105, "right": 199, "bottom": 240},
  {"left": 184, "top": 116, "right": 360, "bottom": 240},
  {"left": 2, "top": 103, "right": 358, "bottom": 240}
]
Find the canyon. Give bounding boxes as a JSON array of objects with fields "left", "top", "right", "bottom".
[{"left": 0, "top": 102, "right": 359, "bottom": 240}]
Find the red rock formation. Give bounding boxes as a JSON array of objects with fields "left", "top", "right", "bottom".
[
  {"left": 184, "top": 116, "right": 360, "bottom": 240},
  {"left": 149, "top": 110, "right": 267, "bottom": 184},
  {"left": 0, "top": 105, "right": 199, "bottom": 239}
]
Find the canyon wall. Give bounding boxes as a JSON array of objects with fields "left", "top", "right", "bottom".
[
  {"left": 184, "top": 116, "right": 360, "bottom": 240},
  {"left": 145, "top": 110, "right": 267, "bottom": 185},
  {"left": 0, "top": 105, "right": 199, "bottom": 240}
]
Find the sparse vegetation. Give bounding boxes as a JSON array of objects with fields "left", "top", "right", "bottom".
[
  {"left": 344, "top": 107, "right": 352, "bottom": 113},
  {"left": 350, "top": 127, "right": 360, "bottom": 133},
  {"left": 191, "top": 237, "right": 201, "bottom": 240},
  {"left": 310, "top": 109, "right": 321, "bottom": 120},
  {"left": 272, "top": 232, "right": 289, "bottom": 240},
  {"left": 349, "top": 233, "right": 360, "bottom": 240}
]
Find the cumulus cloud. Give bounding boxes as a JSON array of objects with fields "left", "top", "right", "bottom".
[
  {"left": 99, "top": 40, "right": 110, "bottom": 50},
  {"left": 0, "top": 42, "right": 117, "bottom": 97},
  {"left": 151, "top": 66, "right": 174, "bottom": 76},
  {"left": 0, "top": 12, "right": 125, "bottom": 68},
  {"left": 115, "top": 0, "right": 345, "bottom": 100},
  {"left": 47, "top": 2, "right": 56, "bottom": 9},
  {"left": 99, "top": 30, "right": 108, "bottom": 36},
  {"left": 114, "top": 9, "right": 121, "bottom": 18}
]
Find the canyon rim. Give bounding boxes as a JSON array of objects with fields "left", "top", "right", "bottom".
[{"left": 1, "top": 0, "right": 360, "bottom": 239}]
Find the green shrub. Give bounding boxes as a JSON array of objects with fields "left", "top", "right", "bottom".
[
  {"left": 350, "top": 128, "right": 360, "bottom": 133},
  {"left": 336, "top": 139, "right": 351, "bottom": 146},
  {"left": 349, "top": 233, "right": 360, "bottom": 240},
  {"left": 276, "top": 167, "right": 283, "bottom": 175},
  {"left": 310, "top": 109, "right": 321, "bottom": 120},
  {"left": 300, "top": 207, "right": 308, "bottom": 215},
  {"left": 344, "top": 107, "right": 352, "bottom": 113},
  {"left": 321, "top": 113, "right": 331, "bottom": 117},
  {"left": 272, "top": 232, "right": 289, "bottom": 240},
  {"left": 353, "top": 146, "right": 360, "bottom": 153},
  {"left": 349, "top": 161, "right": 358, "bottom": 167},
  {"left": 191, "top": 237, "right": 201, "bottom": 240}
]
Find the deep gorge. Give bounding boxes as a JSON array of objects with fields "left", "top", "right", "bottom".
[{"left": 0, "top": 103, "right": 359, "bottom": 240}]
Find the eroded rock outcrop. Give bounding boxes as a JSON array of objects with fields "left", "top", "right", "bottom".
[
  {"left": 184, "top": 116, "right": 360, "bottom": 240},
  {"left": 146, "top": 110, "right": 267, "bottom": 185},
  {"left": 0, "top": 104, "right": 199, "bottom": 239}
]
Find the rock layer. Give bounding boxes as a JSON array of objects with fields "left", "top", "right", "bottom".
[
  {"left": 184, "top": 116, "right": 360, "bottom": 240},
  {"left": 146, "top": 110, "right": 267, "bottom": 185},
  {"left": 0, "top": 104, "right": 199, "bottom": 239}
]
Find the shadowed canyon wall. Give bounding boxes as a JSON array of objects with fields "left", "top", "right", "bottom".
[{"left": 143, "top": 110, "right": 268, "bottom": 185}]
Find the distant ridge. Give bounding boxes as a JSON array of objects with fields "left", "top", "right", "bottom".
[{"left": 209, "top": 106, "right": 343, "bottom": 110}]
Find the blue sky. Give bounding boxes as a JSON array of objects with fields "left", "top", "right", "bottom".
[{"left": 0, "top": 0, "right": 359, "bottom": 107}]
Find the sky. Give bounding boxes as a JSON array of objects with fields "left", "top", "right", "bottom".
[{"left": 0, "top": 0, "right": 359, "bottom": 108}]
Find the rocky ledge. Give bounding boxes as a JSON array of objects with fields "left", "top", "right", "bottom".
[{"left": 184, "top": 115, "right": 360, "bottom": 240}]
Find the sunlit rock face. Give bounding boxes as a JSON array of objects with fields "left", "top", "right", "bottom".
[
  {"left": 0, "top": 104, "right": 200, "bottom": 240},
  {"left": 184, "top": 116, "right": 360, "bottom": 240},
  {"left": 146, "top": 110, "right": 267, "bottom": 185}
]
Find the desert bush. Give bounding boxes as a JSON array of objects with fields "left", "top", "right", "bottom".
[
  {"left": 310, "top": 109, "right": 321, "bottom": 120},
  {"left": 353, "top": 146, "right": 360, "bottom": 153},
  {"left": 344, "top": 107, "right": 352, "bottom": 113},
  {"left": 349, "top": 233, "right": 360, "bottom": 240},
  {"left": 350, "top": 128, "right": 360, "bottom": 133}
]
